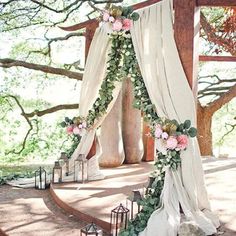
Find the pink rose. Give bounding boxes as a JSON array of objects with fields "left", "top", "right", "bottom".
[
  {"left": 177, "top": 135, "right": 188, "bottom": 150},
  {"left": 112, "top": 20, "right": 123, "bottom": 31},
  {"left": 73, "top": 126, "right": 81, "bottom": 135},
  {"left": 78, "top": 124, "right": 83, "bottom": 129},
  {"left": 166, "top": 136, "right": 178, "bottom": 150},
  {"left": 155, "top": 125, "right": 163, "bottom": 138},
  {"left": 66, "top": 125, "right": 73, "bottom": 134},
  {"left": 161, "top": 132, "right": 169, "bottom": 140},
  {"left": 109, "top": 16, "right": 115, "bottom": 23},
  {"left": 122, "top": 18, "right": 132, "bottom": 31},
  {"left": 103, "top": 11, "right": 110, "bottom": 22}
]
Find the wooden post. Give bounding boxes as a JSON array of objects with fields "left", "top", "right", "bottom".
[
  {"left": 142, "top": 0, "right": 200, "bottom": 162},
  {"left": 174, "top": 0, "right": 200, "bottom": 92},
  {"left": 85, "top": 20, "right": 99, "bottom": 160},
  {"left": 142, "top": 122, "right": 155, "bottom": 162}
]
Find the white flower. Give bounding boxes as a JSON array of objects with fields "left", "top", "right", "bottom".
[{"left": 156, "top": 139, "right": 167, "bottom": 155}]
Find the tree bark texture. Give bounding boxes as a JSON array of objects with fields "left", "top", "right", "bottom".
[{"left": 197, "top": 104, "right": 213, "bottom": 156}]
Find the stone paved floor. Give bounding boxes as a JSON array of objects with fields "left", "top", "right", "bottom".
[
  {"left": 0, "top": 158, "right": 236, "bottom": 236},
  {"left": 0, "top": 186, "right": 109, "bottom": 236},
  {"left": 203, "top": 158, "right": 236, "bottom": 236}
]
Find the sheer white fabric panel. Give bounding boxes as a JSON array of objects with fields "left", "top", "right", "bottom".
[
  {"left": 131, "top": 0, "right": 219, "bottom": 235},
  {"left": 79, "top": 27, "right": 110, "bottom": 117},
  {"left": 69, "top": 26, "right": 123, "bottom": 180}
]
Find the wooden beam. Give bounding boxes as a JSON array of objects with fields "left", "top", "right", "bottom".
[
  {"left": 59, "top": 0, "right": 161, "bottom": 32},
  {"left": 85, "top": 21, "right": 99, "bottom": 61},
  {"left": 197, "top": 0, "right": 236, "bottom": 7},
  {"left": 59, "top": 19, "right": 97, "bottom": 32},
  {"left": 199, "top": 55, "right": 236, "bottom": 62},
  {"left": 174, "top": 0, "right": 200, "bottom": 91}
]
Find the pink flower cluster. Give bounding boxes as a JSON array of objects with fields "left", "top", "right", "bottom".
[
  {"left": 155, "top": 124, "right": 188, "bottom": 151},
  {"left": 103, "top": 11, "right": 132, "bottom": 31},
  {"left": 66, "top": 122, "right": 87, "bottom": 136}
]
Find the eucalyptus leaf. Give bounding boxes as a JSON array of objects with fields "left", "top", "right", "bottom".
[
  {"left": 188, "top": 127, "right": 197, "bottom": 137},
  {"left": 131, "top": 12, "right": 140, "bottom": 21},
  {"left": 184, "top": 119, "right": 191, "bottom": 129}
]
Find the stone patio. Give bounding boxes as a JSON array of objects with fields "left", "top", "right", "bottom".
[{"left": 0, "top": 158, "right": 236, "bottom": 236}]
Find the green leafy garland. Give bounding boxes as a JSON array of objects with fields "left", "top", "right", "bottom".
[
  {"left": 61, "top": 8, "right": 197, "bottom": 233},
  {"left": 117, "top": 33, "right": 196, "bottom": 235},
  {"left": 86, "top": 32, "right": 127, "bottom": 127}
]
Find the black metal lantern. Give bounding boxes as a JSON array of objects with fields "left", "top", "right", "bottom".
[
  {"left": 80, "top": 222, "right": 103, "bottom": 236},
  {"left": 110, "top": 204, "right": 129, "bottom": 236},
  {"left": 127, "top": 190, "right": 142, "bottom": 220},
  {"left": 52, "top": 161, "right": 62, "bottom": 183},
  {"left": 59, "top": 152, "right": 69, "bottom": 176},
  {"left": 35, "top": 166, "right": 47, "bottom": 190},
  {"left": 74, "top": 154, "right": 88, "bottom": 183}
]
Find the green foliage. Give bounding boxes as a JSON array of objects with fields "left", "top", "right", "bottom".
[
  {"left": 94, "top": 32, "right": 197, "bottom": 235},
  {"left": 212, "top": 98, "right": 236, "bottom": 156},
  {"left": 0, "top": 164, "right": 52, "bottom": 185},
  {"left": 0, "top": 96, "right": 76, "bottom": 164},
  {"left": 60, "top": 116, "right": 82, "bottom": 158},
  {"left": 86, "top": 33, "right": 126, "bottom": 127}
]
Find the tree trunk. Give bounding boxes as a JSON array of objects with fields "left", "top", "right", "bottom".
[
  {"left": 122, "top": 78, "right": 144, "bottom": 164},
  {"left": 197, "top": 104, "right": 213, "bottom": 156},
  {"left": 98, "top": 92, "right": 125, "bottom": 167}
]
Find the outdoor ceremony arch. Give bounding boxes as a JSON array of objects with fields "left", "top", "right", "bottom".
[{"left": 64, "top": 0, "right": 220, "bottom": 235}]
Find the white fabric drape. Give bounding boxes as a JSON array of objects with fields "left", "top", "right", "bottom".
[
  {"left": 69, "top": 25, "right": 123, "bottom": 180},
  {"left": 131, "top": 0, "right": 219, "bottom": 235}
]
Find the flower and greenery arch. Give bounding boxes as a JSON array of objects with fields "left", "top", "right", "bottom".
[{"left": 61, "top": 5, "right": 197, "bottom": 235}]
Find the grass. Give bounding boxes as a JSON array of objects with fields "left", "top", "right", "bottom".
[{"left": 0, "top": 164, "right": 53, "bottom": 185}]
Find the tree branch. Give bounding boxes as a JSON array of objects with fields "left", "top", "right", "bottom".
[
  {"left": 2, "top": 95, "right": 33, "bottom": 155},
  {"left": 200, "top": 11, "right": 236, "bottom": 56},
  {"left": 0, "top": 58, "right": 83, "bottom": 80},
  {"left": 219, "top": 121, "right": 236, "bottom": 144},
  {"left": 46, "top": 31, "right": 85, "bottom": 57},
  {"left": 25, "top": 104, "right": 79, "bottom": 118},
  {"left": 2, "top": 95, "right": 80, "bottom": 154},
  {"left": 30, "top": 0, "right": 81, "bottom": 13},
  {"left": 207, "top": 83, "right": 236, "bottom": 114}
]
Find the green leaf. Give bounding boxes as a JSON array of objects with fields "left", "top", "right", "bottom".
[
  {"left": 131, "top": 12, "right": 140, "bottom": 21},
  {"left": 184, "top": 119, "right": 191, "bottom": 129},
  {"left": 188, "top": 127, "right": 197, "bottom": 137},
  {"left": 65, "top": 117, "right": 70, "bottom": 122},
  {"left": 177, "top": 124, "right": 184, "bottom": 132},
  {"left": 60, "top": 121, "right": 66, "bottom": 127}
]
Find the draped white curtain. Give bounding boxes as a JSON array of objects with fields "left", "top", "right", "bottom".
[
  {"left": 67, "top": 0, "right": 219, "bottom": 234},
  {"left": 69, "top": 26, "right": 123, "bottom": 180},
  {"left": 130, "top": 0, "right": 219, "bottom": 235}
]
